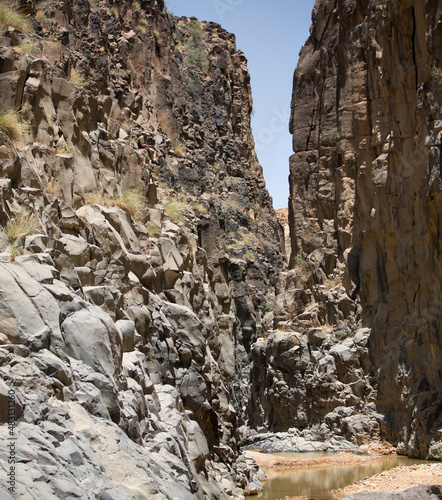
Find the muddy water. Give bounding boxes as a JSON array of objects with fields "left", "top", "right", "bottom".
[{"left": 256, "top": 454, "right": 429, "bottom": 500}]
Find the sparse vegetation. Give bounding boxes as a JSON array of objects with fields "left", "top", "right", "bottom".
[
  {"left": 137, "top": 17, "right": 148, "bottom": 33},
  {"left": 56, "top": 140, "right": 74, "bottom": 155},
  {"left": 13, "top": 42, "right": 39, "bottom": 55},
  {"left": 182, "top": 20, "right": 207, "bottom": 69},
  {"left": 237, "top": 228, "right": 255, "bottom": 246},
  {"left": 223, "top": 199, "right": 242, "bottom": 210},
  {"left": 193, "top": 202, "right": 208, "bottom": 215},
  {"left": 6, "top": 204, "right": 41, "bottom": 256},
  {"left": 44, "top": 179, "right": 60, "bottom": 197},
  {"left": 69, "top": 68, "right": 85, "bottom": 87},
  {"left": 84, "top": 188, "right": 144, "bottom": 219},
  {"left": 163, "top": 199, "right": 186, "bottom": 224},
  {"left": 264, "top": 300, "right": 275, "bottom": 313},
  {"left": 293, "top": 254, "right": 311, "bottom": 284},
  {"left": 243, "top": 250, "right": 256, "bottom": 261},
  {"left": 0, "top": 110, "right": 23, "bottom": 142},
  {"left": 330, "top": 128, "right": 338, "bottom": 144},
  {"left": 335, "top": 329, "right": 349, "bottom": 341},
  {"left": 0, "top": 0, "right": 32, "bottom": 34},
  {"left": 110, "top": 189, "right": 144, "bottom": 217},
  {"left": 158, "top": 181, "right": 168, "bottom": 190},
  {"left": 36, "top": 11, "right": 54, "bottom": 30},
  {"left": 10, "top": 238, "right": 23, "bottom": 261},
  {"left": 323, "top": 275, "right": 342, "bottom": 289},
  {"left": 173, "top": 145, "right": 185, "bottom": 158},
  {"left": 132, "top": 1, "right": 140, "bottom": 11},
  {"left": 430, "top": 65, "right": 442, "bottom": 88},
  {"left": 84, "top": 190, "right": 103, "bottom": 206},
  {"left": 147, "top": 221, "right": 161, "bottom": 237},
  {"left": 153, "top": 28, "right": 161, "bottom": 45},
  {"left": 228, "top": 241, "right": 244, "bottom": 250}
]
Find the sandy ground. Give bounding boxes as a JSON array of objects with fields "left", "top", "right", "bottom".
[{"left": 245, "top": 449, "right": 442, "bottom": 499}]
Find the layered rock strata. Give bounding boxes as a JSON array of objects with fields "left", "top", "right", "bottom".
[{"left": 0, "top": 0, "right": 284, "bottom": 497}]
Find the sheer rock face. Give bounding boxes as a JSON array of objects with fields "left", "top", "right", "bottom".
[
  {"left": 288, "top": 0, "right": 442, "bottom": 457},
  {"left": 0, "top": 1, "right": 284, "bottom": 498}
]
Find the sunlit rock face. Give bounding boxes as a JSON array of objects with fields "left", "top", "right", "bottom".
[
  {"left": 0, "top": 0, "right": 286, "bottom": 497},
  {"left": 286, "top": 0, "right": 442, "bottom": 458}
]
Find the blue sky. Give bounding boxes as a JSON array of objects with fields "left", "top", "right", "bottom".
[{"left": 167, "top": 0, "right": 316, "bottom": 209}]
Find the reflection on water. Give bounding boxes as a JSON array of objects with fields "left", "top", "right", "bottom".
[{"left": 256, "top": 454, "right": 429, "bottom": 500}]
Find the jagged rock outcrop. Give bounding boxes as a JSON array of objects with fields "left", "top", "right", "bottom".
[
  {"left": 0, "top": 0, "right": 285, "bottom": 497},
  {"left": 254, "top": 0, "right": 442, "bottom": 459}
]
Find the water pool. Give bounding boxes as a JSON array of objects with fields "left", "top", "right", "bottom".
[{"left": 255, "top": 454, "right": 429, "bottom": 500}]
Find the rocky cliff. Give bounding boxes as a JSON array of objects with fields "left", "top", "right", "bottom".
[
  {"left": 249, "top": 0, "right": 441, "bottom": 459},
  {"left": 0, "top": 0, "right": 285, "bottom": 498}
]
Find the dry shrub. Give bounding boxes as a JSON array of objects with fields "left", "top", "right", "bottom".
[
  {"left": 0, "top": 0, "right": 32, "bottom": 34},
  {"left": 6, "top": 204, "right": 41, "bottom": 243},
  {"left": 0, "top": 110, "right": 23, "bottom": 142}
]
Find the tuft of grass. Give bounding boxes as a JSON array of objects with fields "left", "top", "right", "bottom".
[
  {"left": 152, "top": 28, "right": 161, "bottom": 45},
  {"left": 84, "top": 190, "right": 103, "bottom": 206},
  {"left": 329, "top": 128, "right": 338, "bottom": 144},
  {"left": 108, "top": 189, "right": 144, "bottom": 218},
  {"left": 147, "top": 221, "right": 161, "bottom": 237},
  {"left": 138, "top": 20, "right": 147, "bottom": 33},
  {"left": 243, "top": 250, "right": 256, "bottom": 261},
  {"left": 84, "top": 188, "right": 145, "bottom": 219},
  {"left": 193, "top": 202, "right": 207, "bottom": 215},
  {"left": 264, "top": 300, "right": 274, "bottom": 313},
  {"left": 69, "top": 68, "right": 85, "bottom": 87},
  {"left": 132, "top": 1, "right": 140, "bottom": 11},
  {"left": 335, "top": 329, "right": 349, "bottom": 341},
  {"left": 13, "top": 42, "right": 39, "bottom": 55},
  {"left": 56, "top": 140, "right": 74, "bottom": 155},
  {"left": 10, "top": 238, "right": 23, "bottom": 260},
  {"left": 44, "top": 179, "right": 60, "bottom": 197},
  {"left": 323, "top": 275, "right": 341, "bottom": 290},
  {"left": 6, "top": 204, "right": 41, "bottom": 244},
  {"left": 163, "top": 199, "right": 186, "bottom": 224},
  {"left": 228, "top": 242, "right": 243, "bottom": 250},
  {"left": 0, "top": 110, "right": 23, "bottom": 142},
  {"left": 0, "top": 0, "right": 32, "bottom": 34},
  {"left": 173, "top": 145, "right": 185, "bottom": 158},
  {"left": 223, "top": 198, "right": 242, "bottom": 210}
]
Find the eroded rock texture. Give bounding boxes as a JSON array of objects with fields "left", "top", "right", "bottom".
[
  {"left": 284, "top": 0, "right": 442, "bottom": 458},
  {"left": 0, "top": 0, "right": 284, "bottom": 497}
]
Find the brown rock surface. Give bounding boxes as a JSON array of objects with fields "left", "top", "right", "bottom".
[{"left": 277, "top": 0, "right": 442, "bottom": 459}]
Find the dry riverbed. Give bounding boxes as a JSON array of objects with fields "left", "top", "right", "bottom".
[{"left": 245, "top": 448, "right": 442, "bottom": 499}]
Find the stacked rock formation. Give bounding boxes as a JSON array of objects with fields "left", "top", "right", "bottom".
[
  {"left": 248, "top": 0, "right": 441, "bottom": 459},
  {"left": 0, "top": 0, "right": 284, "bottom": 497}
]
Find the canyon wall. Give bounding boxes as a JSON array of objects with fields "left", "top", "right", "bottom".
[
  {"left": 0, "top": 0, "right": 284, "bottom": 497},
  {"left": 280, "top": 0, "right": 441, "bottom": 458}
]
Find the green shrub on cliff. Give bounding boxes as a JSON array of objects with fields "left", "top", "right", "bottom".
[
  {"left": 0, "top": 110, "right": 23, "bottom": 142},
  {"left": 0, "top": 0, "right": 32, "bottom": 34},
  {"left": 183, "top": 20, "right": 207, "bottom": 69}
]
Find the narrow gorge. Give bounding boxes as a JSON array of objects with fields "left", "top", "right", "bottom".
[{"left": 0, "top": 0, "right": 440, "bottom": 499}]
